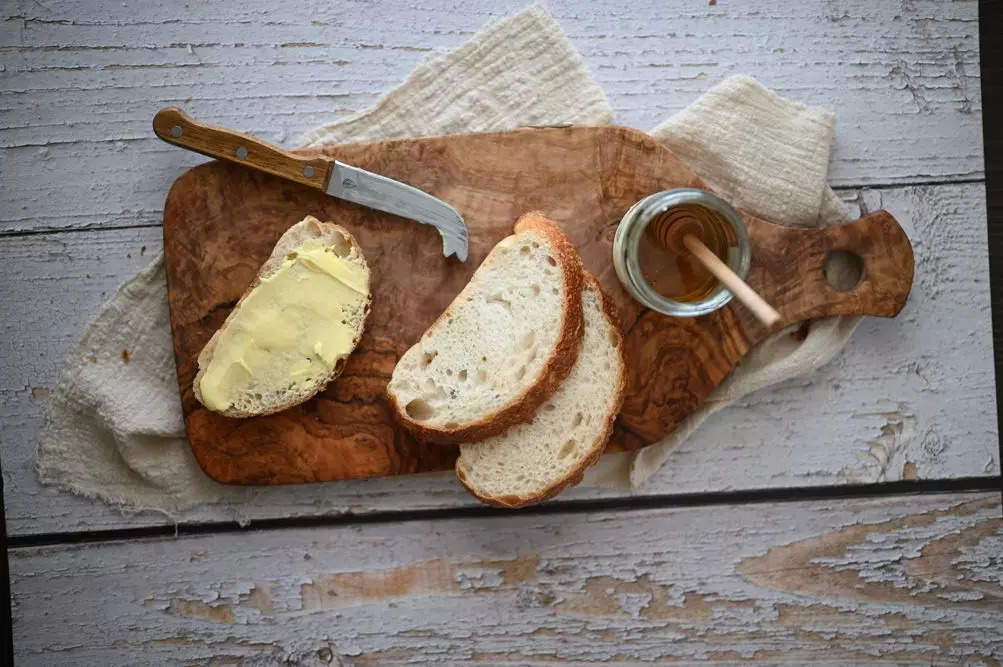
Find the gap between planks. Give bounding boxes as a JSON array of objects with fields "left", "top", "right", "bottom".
[
  {"left": 0, "top": 177, "right": 987, "bottom": 241},
  {"left": 8, "top": 477, "right": 1000, "bottom": 550}
]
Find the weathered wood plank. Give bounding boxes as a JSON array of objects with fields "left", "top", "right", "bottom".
[
  {"left": 0, "top": 0, "right": 982, "bottom": 237},
  {"left": 9, "top": 492, "right": 1002, "bottom": 665},
  {"left": 0, "top": 182, "right": 995, "bottom": 536}
]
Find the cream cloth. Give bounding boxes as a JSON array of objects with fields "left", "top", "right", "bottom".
[{"left": 36, "top": 5, "right": 853, "bottom": 513}]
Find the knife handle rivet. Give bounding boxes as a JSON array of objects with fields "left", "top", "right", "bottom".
[
  {"left": 170, "top": 125, "right": 182, "bottom": 138},
  {"left": 235, "top": 146, "right": 249, "bottom": 160},
  {"left": 303, "top": 166, "right": 315, "bottom": 179}
]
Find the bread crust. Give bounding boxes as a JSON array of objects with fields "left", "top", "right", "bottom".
[
  {"left": 193, "top": 215, "right": 371, "bottom": 418},
  {"left": 455, "top": 274, "right": 627, "bottom": 508},
  {"left": 387, "top": 211, "right": 585, "bottom": 444}
]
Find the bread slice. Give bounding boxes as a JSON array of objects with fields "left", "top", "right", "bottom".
[
  {"left": 193, "top": 215, "right": 371, "bottom": 417},
  {"left": 387, "top": 212, "right": 585, "bottom": 444},
  {"left": 455, "top": 276, "right": 626, "bottom": 508}
]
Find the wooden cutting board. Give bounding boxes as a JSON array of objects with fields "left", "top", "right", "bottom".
[{"left": 163, "top": 126, "right": 914, "bottom": 485}]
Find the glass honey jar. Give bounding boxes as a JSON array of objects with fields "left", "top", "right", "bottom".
[{"left": 612, "top": 188, "right": 751, "bottom": 317}]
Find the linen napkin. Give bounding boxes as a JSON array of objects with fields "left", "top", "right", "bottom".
[{"left": 36, "top": 4, "right": 854, "bottom": 514}]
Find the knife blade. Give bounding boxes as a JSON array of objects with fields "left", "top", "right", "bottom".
[
  {"left": 328, "top": 161, "right": 467, "bottom": 261},
  {"left": 152, "top": 107, "right": 469, "bottom": 261}
]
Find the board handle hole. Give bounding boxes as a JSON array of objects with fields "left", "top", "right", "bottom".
[{"left": 824, "top": 250, "right": 864, "bottom": 292}]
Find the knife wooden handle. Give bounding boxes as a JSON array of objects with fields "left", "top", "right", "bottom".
[{"left": 153, "top": 107, "right": 331, "bottom": 189}]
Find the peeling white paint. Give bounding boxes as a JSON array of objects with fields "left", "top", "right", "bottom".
[
  {"left": 8, "top": 493, "right": 1002, "bottom": 664},
  {"left": 840, "top": 405, "right": 919, "bottom": 483}
]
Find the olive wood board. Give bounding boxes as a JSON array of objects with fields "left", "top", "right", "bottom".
[{"left": 162, "top": 126, "right": 915, "bottom": 485}]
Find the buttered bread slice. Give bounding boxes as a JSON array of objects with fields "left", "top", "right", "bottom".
[
  {"left": 387, "top": 212, "right": 585, "bottom": 444},
  {"left": 194, "top": 216, "right": 371, "bottom": 417}
]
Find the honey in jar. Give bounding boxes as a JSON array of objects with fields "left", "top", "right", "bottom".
[{"left": 636, "top": 204, "right": 736, "bottom": 303}]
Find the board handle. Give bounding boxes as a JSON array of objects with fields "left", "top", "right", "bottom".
[
  {"left": 153, "top": 107, "right": 331, "bottom": 190},
  {"left": 748, "top": 209, "right": 916, "bottom": 328}
]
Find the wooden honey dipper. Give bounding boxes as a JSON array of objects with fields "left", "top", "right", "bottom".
[{"left": 652, "top": 211, "right": 782, "bottom": 327}]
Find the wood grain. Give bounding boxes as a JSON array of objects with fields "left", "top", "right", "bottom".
[
  {"left": 9, "top": 492, "right": 1002, "bottom": 664},
  {"left": 0, "top": 183, "right": 993, "bottom": 537},
  {"left": 164, "top": 126, "right": 914, "bottom": 484}
]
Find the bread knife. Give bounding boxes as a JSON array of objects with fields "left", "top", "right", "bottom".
[{"left": 153, "top": 107, "right": 469, "bottom": 261}]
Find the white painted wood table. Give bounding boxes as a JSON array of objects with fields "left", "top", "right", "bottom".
[{"left": 2, "top": 1, "right": 1000, "bottom": 664}]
